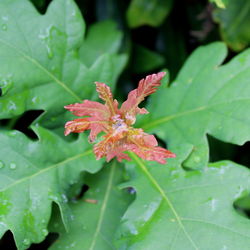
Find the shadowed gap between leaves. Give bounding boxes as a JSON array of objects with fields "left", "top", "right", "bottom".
[
  {"left": 208, "top": 135, "right": 250, "bottom": 168},
  {"left": 29, "top": 233, "right": 59, "bottom": 250},
  {"left": 0, "top": 230, "right": 17, "bottom": 250},
  {"left": 30, "top": 0, "right": 53, "bottom": 14},
  {"left": 13, "top": 110, "right": 44, "bottom": 140},
  {"left": 0, "top": 230, "right": 59, "bottom": 250},
  {"left": 0, "top": 110, "right": 44, "bottom": 139},
  {"left": 234, "top": 195, "right": 250, "bottom": 220}
]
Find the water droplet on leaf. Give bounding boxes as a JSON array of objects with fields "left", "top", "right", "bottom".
[
  {"left": 23, "top": 238, "right": 30, "bottom": 245},
  {"left": 2, "top": 16, "right": 9, "bottom": 21},
  {"left": 10, "top": 163, "right": 16, "bottom": 169},
  {"left": 1, "top": 24, "right": 7, "bottom": 31},
  {"left": 194, "top": 156, "right": 200, "bottom": 163},
  {"left": 61, "top": 194, "right": 68, "bottom": 203},
  {"left": 0, "top": 161, "right": 4, "bottom": 169},
  {"left": 8, "top": 131, "right": 17, "bottom": 137},
  {"left": 7, "top": 101, "right": 17, "bottom": 112},
  {"left": 0, "top": 76, "right": 13, "bottom": 95},
  {"left": 42, "top": 229, "right": 48, "bottom": 236},
  {"left": 38, "top": 26, "right": 54, "bottom": 59},
  {"left": 31, "top": 96, "right": 37, "bottom": 103}
]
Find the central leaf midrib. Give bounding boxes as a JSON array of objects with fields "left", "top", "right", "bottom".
[
  {"left": 88, "top": 162, "right": 116, "bottom": 250},
  {"left": 129, "top": 152, "right": 199, "bottom": 250},
  {"left": 0, "top": 150, "right": 92, "bottom": 192},
  {"left": 0, "top": 38, "right": 82, "bottom": 102}
]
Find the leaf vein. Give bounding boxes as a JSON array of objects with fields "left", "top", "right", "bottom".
[
  {"left": 182, "top": 218, "right": 250, "bottom": 239},
  {"left": 0, "top": 38, "right": 81, "bottom": 102},
  {"left": 129, "top": 153, "right": 199, "bottom": 250},
  {"left": 0, "top": 150, "right": 92, "bottom": 192}
]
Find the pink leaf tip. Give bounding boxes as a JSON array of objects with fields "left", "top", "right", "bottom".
[{"left": 64, "top": 72, "right": 175, "bottom": 164}]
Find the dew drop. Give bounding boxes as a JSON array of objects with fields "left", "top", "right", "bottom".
[
  {"left": 0, "top": 76, "right": 13, "bottom": 95},
  {"left": 42, "top": 228, "right": 48, "bottom": 236},
  {"left": 46, "top": 45, "right": 53, "bottom": 59},
  {"left": 9, "top": 163, "right": 16, "bottom": 170},
  {"left": 209, "top": 198, "right": 218, "bottom": 212},
  {"left": 61, "top": 194, "right": 68, "bottom": 203},
  {"left": 23, "top": 238, "right": 30, "bottom": 246},
  {"left": 7, "top": 100, "right": 17, "bottom": 112},
  {"left": 0, "top": 161, "right": 4, "bottom": 169},
  {"left": 31, "top": 96, "right": 37, "bottom": 103},
  {"left": 2, "top": 16, "right": 9, "bottom": 21},
  {"left": 127, "top": 223, "right": 138, "bottom": 235},
  {"left": 38, "top": 26, "right": 54, "bottom": 59},
  {"left": 1, "top": 24, "right": 7, "bottom": 31},
  {"left": 8, "top": 131, "right": 17, "bottom": 137},
  {"left": 194, "top": 156, "right": 200, "bottom": 163}
]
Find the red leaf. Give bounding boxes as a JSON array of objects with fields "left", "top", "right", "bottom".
[
  {"left": 95, "top": 82, "right": 118, "bottom": 116},
  {"left": 120, "top": 72, "right": 165, "bottom": 125},
  {"left": 64, "top": 100, "right": 109, "bottom": 119},
  {"left": 64, "top": 72, "right": 175, "bottom": 164}
]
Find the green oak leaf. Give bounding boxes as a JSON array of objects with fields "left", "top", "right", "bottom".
[
  {"left": 79, "top": 20, "right": 123, "bottom": 67},
  {"left": 139, "top": 42, "right": 250, "bottom": 169},
  {"left": 210, "top": 0, "right": 227, "bottom": 9},
  {"left": 0, "top": 126, "right": 103, "bottom": 250},
  {"left": 213, "top": 0, "right": 250, "bottom": 51},
  {"left": 115, "top": 153, "right": 250, "bottom": 249},
  {"left": 126, "top": 0, "right": 173, "bottom": 28},
  {"left": 0, "top": 0, "right": 126, "bottom": 121},
  {"left": 50, "top": 162, "right": 133, "bottom": 250},
  {"left": 131, "top": 44, "right": 165, "bottom": 74}
]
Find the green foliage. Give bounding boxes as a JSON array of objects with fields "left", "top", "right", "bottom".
[
  {"left": 0, "top": 126, "right": 103, "bottom": 249},
  {"left": 213, "top": 0, "right": 250, "bottom": 51},
  {"left": 116, "top": 155, "right": 250, "bottom": 249},
  {"left": 139, "top": 42, "right": 250, "bottom": 169},
  {"left": 210, "top": 0, "right": 227, "bottom": 8},
  {"left": 126, "top": 0, "right": 173, "bottom": 28},
  {"left": 0, "top": 0, "right": 126, "bottom": 121},
  {"left": 131, "top": 44, "right": 165, "bottom": 74},
  {"left": 50, "top": 162, "right": 133, "bottom": 250},
  {"left": 0, "top": 0, "right": 249, "bottom": 249}
]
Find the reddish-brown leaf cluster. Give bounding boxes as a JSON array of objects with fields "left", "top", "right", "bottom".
[{"left": 64, "top": 72, "right": 175, "bottom": 164}]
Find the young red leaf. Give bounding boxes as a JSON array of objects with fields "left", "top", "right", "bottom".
[{"left": 64, "top": 72, "right": 175, "bottom": 164}]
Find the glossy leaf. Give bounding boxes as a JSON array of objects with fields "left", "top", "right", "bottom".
[
  {"left": 213, "top": 0, "right": 250, "bottom": 51},
  {"left": 79, "top": 20, "right": 123, "bottom": 67},
  {"left": 0, "top": 126, "right": 103, "bottom": 249},
  {"left": 210, "top": 0, "right": 227, "bottom": 8},
  {"left": 50, "top": 162, "right": 133, "bottom": 250},
  {"left": 0, "top": 0, "right": 126, "bottom": 121},
  {"left": 116, "top": 155, "right": 250, "bottom": 249},
  {"left": 126, "top": 0, "right": 173, "bottom": 28},
  {"left": 131, "top": 44, "right": 165, "bottom": 74},
  {"left": 139, "top": 42, "right": 250, "bottom": 169}
]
